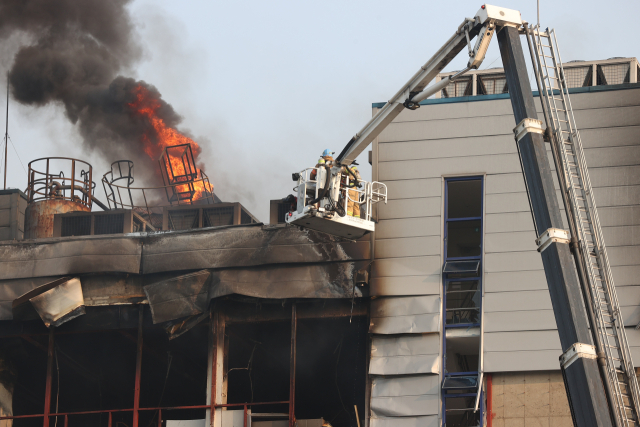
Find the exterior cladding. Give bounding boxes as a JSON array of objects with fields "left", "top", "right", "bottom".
[{"left": 369, "top": 83, "right": 640, "bottom": 424}]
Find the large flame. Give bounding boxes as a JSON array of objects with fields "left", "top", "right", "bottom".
[{"left": 127, "top": 84, "right": 212, "bottom": 200}]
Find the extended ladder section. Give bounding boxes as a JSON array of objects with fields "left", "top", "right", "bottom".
[{"left": 527, "top": 27, "right": 640, "bottom": 427}]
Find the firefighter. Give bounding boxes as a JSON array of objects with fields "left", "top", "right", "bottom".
[
  {"left": 310, "top": 149, "right": 334, "bottom": 180},
  {"left": 346, "top": 165, "right": 362, "bottom": 217}
]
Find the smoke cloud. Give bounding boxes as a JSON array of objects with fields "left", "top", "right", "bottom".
[{"left": 0, "top": 0, "right": 202, "bottom": 185}]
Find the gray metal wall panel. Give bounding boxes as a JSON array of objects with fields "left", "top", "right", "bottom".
[
  {"left": 371, "top": 395, "right": 439, "bottom": 417},
  {"left": 485, "top": 252, "right": 544, "bottom": 273},
  {"left": 607, "top": 246, "right": 640, "bottom": 267},
  {"left": 486, "top": 173, "right": 527, "bottom": 194},
  {"left": 575, "top": 105, "right": 640, "bottom": 129},
  {"left": 371, "top": 374, "right": 439, "bottom": 397},
  {"left": 580, "top": 126, "right": 640, "bottom": 148},
  {"left": 583, "top": 146, "right": 640, "bottom": 168},
  {"left": 369, "top": 415, "right": 439, "bottom": 427},
  {"left": 598, "top": 206, "right": 640, "bottom": 227},
  {"left": 485, "top": 192, "right": 531, "bottom": 214},
  {"left": 589, "top": 165, "right": 640, "bottom": 188},
  {"left": 601, "top": 225, "right": 640, "bottom": 247},
  {"left": 384, "top": 178, "right": 441, "bottom": 200},
  {"left": 485, "top": 212, "right": 535, "bottom": 234},
  {"left": 384, "top": 98, "right": 515, "bottom": 123},
  {"left": 612, "top": 265, "right": 640, "bottom": 286},
  {"left": 484, "top": 231, "right": 538, "bottom": 253},
  {"left": 370, "top": 313, "right": 440, "bottom": 335},
  {"left": 484, "top": 290, "right": 552, "bottom": 312},
  {"left": 570, "top": 88, "right": 640, "bottom": 110},
  {"left": 593, "top": 185, "right": 640, "bottom": 207},
  {"left": 484, "top": 310, "right": 557, "bottom": 332},
  {"left": 371, "top": 295, "right": 440, "bottom": 317},
  {"left": 377, "top": 198, "right": 440, "bottom": 219},
  {"left": 375, "top": 217, "right": 441, "bottom": 239},
  {"left": 484, "top": 270, "right": 548, "bottom": 293},
  {"left": 378, "top": 114, "right": 513, "bottom": 143},
  {"left": 375, "top": 236, "right": 441, "bottom": 259},
  {"left": 378, "top": 153, "right": 521, "bottom": 181},
  {"left": 370, "top": 275, "right": 441, "bottom": 297},
  {"left": 372, "top": 256, "right": 441, "bottom": 278},
  {"left": 370, "top": 334, "right": 440, "bottom": 375},
  {"left": 484, "top": 331, "right": 561, "bottom": 352},
  {"left": 484, "top": 350, "right": 560, "bottom": 372},
  {"left": 378, "top": 135, "right": 515, "bottom": 161}
]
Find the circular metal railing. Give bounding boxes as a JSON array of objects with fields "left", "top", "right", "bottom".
[{"left": 27, "top": 157, "right": 95, "bottom": 209}]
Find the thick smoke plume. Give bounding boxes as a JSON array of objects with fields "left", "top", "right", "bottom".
[{"left": 0, "top": 0, "right": 204, "bottom": 185}]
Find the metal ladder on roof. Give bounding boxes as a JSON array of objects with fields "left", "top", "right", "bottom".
[{"left": 526, "top": 26, "right": 640, "bottom": 427}]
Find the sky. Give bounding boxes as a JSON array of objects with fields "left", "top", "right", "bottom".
[{"left": 1, "top": 0, "right": 637, "bottom": 221}]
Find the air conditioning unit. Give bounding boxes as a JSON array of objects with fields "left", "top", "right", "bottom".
[
  {"left": 53, "top": 209, "right": 155, "bottom": 237},
  {"left": 163, "top": 202, "right": 259, "bottom": 231}
]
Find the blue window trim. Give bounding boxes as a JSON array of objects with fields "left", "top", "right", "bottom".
[{"left": 442, "top": 177, "right": 484, "bottom": 426}]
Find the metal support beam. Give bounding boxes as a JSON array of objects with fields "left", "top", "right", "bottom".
[
  {"left": 208, "top": 309, "right": 218, "bottom": 427},
  {"left": 497, "top": 25, "right": 612, "bottom": 427},
  {"left": 288, "top": 304, "right": 297, "bottom": 427},
  {"left": 133, "top": 306, "right": 144, "bottom": 427},
  {"left": 42, "top": 327, "right": 54, "bottom": 427}
]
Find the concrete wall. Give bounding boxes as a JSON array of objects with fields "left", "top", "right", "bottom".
[
  {"left": 0, "top": 190, "right": 27, "bottom": 241},
  {"left": 369, "top": 83, "right": 640, "bottom": 424},
  {"left": 488, "top": 371, "right": 572, "bottom": 426}
]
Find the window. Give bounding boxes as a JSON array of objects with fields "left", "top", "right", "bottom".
[{"left": 442, "top": 177, "right": 483, "bottom": 425}]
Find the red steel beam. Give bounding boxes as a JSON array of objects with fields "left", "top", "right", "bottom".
[
  {"left": 133, "top": 306, "right": 144, "bottom": 427},
  {"left": 42, "top": 327, "right": 54, "bottom": 427}
]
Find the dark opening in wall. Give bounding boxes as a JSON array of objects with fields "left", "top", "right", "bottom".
[{"left": 226, "top": 316, "right": 367, "bottom": 427}]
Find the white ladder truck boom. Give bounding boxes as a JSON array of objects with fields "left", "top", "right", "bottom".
[{"left": 287, "top": 4, "right": 639, "bottom": 426}]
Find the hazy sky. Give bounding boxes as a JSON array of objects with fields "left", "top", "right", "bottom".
[{"left": 1, "top": 0, "right": 637, "bottom": 221}]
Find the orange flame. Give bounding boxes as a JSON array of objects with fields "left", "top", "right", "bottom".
[{"left": 127, "top": 84, "right": 212, "bottom": 200}]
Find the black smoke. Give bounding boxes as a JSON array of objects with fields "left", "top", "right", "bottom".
[{"left": 0, "top": 0, "right": 193, "bottom": 182}]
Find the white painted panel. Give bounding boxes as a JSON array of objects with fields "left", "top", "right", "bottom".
[
  {"left": 484, "top": 270, "right": 548, "bottom": 293},
  {"left": 371, "top": 395, "right": 439, "bottom": 417},
  {"left": 485, "top": 212, "right": 534, "bottom": 234},
  {"left": 369, "top": 353, "right": 440, "bottom": 376},
  {"left": 370, "top": 313, "right": 440, "bottom": 334},
  {"left": 484, "top": 289, "right": 552, "bottom": 312},
  {"left": 372, "top": 256, "right": 441, "bottom": 278},
  {"left": 370, "top": 415, "right": 438, "bottom": 427},
  {"left": 484, "top": 231, "right": 537, "bottom": 253},
  {"left": 378, "top": 153, "right": 521, "bottom": 181},
  {"left": 379, "top": 134, "right": 514, "bottom": 162},
  {"left": 371, "top": 374, "right": 439, "bottom": 397},
  {"left": 485, "top": 192, "right": 530, "bottom": 214},
  {"left": 484, "top": 330, "right": 561, "bottom": 352},
  {"left": 484, "top": 350, "right": 560, "bottom": 372},
  {"left": 384, "top": 178, "right": 441, "bottom": 200},
  {"left": 370, "top": 275, "right": 441, "bottom": 297},
  {"left": 484, "top": 310, "right": 557, "bottom": 332},
  {"left": 375, "top": 236, "right": 441, "bottom": 259},
  {"left": 371, "top": 295, "right": 440, "bottom": 317},
  {"left": 376, "top": 217, "right": 440, "bottom": 239},
  {"left": 378, "top": 197, "right": 440, "bottom": 220},
  {"left": 485, "top": 252, "right": 544, "bottom": 273}
]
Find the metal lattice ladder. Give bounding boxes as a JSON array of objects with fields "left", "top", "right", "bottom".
[{"left": 526, "top": 27, "right": 640, "bottom": 427}]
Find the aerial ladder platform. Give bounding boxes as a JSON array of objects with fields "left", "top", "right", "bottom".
[{"left": 287, "top": 5, "right": 639, "bottom": 426}]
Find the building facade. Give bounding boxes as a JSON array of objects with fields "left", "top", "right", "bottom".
[{"left": 369, "top": 57, "right": 640, "bottom": 426}]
